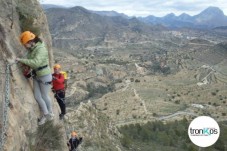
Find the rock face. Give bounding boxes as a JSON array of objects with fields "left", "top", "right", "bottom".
[
  {"left": 0, "top": 1, "right": 125, "bottom": 151},
  {"left": 0, "top": 0, "right": 58, "bottom": 150}
]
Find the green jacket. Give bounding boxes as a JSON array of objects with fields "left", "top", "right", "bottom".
[{"left": 19, "top": 42, "right": 51, "bottom": 77}]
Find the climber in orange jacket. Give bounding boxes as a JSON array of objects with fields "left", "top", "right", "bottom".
[{"left": 52, "top": 64, "right": 66, "bottom": 120}]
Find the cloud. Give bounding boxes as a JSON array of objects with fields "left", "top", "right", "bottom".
[{"left": 41, "top": 0, "right": 227, "bottom": 17}]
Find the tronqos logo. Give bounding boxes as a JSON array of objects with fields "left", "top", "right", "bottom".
[
  {"left": 189, "top": 127, "right": 218, "bottom": 136},
  {"left": 188, "top": 116, "right": 220, "bottom": 147}
]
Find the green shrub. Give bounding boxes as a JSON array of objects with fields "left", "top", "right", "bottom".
[
  {"left": 120, "top": 135, "right": 132, "bottom": 148},
  {"left": 174, "top": 100, "right": 180, "bottom": 104},
  {"left": 130, "top": 78, "right": 134, "bottom": 82},
  {"left": 87, "top": 82, "right": 115, "bottom": 98},
  {"left": 116, "top": 109, "right": 120, "bottom": 115},
  {"left": 119, "top": 119, "right": 197, "bottom": 150},
  {"left": 29, "top": 121, "right": 64, "bottom": 151},
  {"left": 16, "top": 2, "right": 40, "bottom": 34},
  {"left": 135, "top": 79, "right": 140, "bottom": 82},
  {"left": 211, "top": 92, "right": 217, "bottom": 96}
]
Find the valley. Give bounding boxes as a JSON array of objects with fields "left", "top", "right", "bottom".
[{"left": 46, "top": 6, "right": 227, "bottom": 151}]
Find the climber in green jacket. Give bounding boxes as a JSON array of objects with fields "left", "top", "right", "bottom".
[{"left": 16, "top": 31, "right": 54, "bottom": 125}]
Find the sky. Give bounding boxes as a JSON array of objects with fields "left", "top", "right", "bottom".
[{"left": 41, "top": 0, "right": 227, "bottom": 17}]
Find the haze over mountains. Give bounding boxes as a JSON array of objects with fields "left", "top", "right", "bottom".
[
  {"left": 139, "top": 6, "right": 227, "bottom": 29},
  {"left": 43, "top": 5, "right": 227, "bottom": 29}
]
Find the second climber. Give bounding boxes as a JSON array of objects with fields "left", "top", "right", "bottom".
[{"left": 52, "top": 64, "right": 66, "bottom": 120}]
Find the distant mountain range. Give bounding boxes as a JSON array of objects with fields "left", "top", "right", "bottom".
[
  {"left": 45, "top": 6, "right": 165, "bottom": 50},
  {"left": 42, "top": 4, "right": 66, "bottom": 9},
  {"left": 139, "top": 7, "right": 227, "bottom": 29},
  {"left": 90, "top": 10, "right": 129, "bottom": 19},
  {"left": 42, "top": 5, "right": 227, "bottom": 29}
]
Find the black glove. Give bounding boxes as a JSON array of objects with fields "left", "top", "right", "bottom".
[{"left": 79, "top": 137, "right": 83, "bottom": 142}]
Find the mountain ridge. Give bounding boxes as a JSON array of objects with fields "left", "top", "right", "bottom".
[
  {"left": 140, "top": 6, "right": 227, "bottom": 29},
  {"left": 43, "top": 5, "right": 227, "bottom": 29},
  {"left": 45, "top": 6, "right": 166, "bottom": 50}
]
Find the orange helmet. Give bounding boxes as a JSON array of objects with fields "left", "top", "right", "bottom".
[
  {"left": 20, "top": 31, "right": 36, "bottom": 45},
  {"left": 71, "top": 131, "right": 77, "bottom": 137},
  {"left": 54, "top": 64, "right": 61, "bottom": 69}
]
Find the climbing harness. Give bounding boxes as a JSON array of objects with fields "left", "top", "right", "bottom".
[
  {"left": 23, "top": 66, "right": 51, "bottom": 85},
  {"left": 54, "top": 89, "right": 66, "bottom": 103},
  {"left": 23, "top": 64, "right": 48, "bottom": 79},
  {"left": 34, "top": 65, "right": 48, "bottom": 72},
  {"left": 23, "top": 68, "right": 36, "bottom": 78},
  {"left": 34, "top": 77, "right": 52, "bottom": 85}
]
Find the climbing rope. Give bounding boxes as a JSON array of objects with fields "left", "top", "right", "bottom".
[{"left": 0, "top": 63, "right": 11, "bottom": 151}]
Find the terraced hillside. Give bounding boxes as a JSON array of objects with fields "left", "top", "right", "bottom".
[{"left": 53, "top": 31, "right": 227, "bottom": 127}]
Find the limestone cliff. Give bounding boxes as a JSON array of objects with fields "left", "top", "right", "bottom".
[
  {"left": 0, "top": 1, "right": 125, "bottom": 151},
  {"left": 0, "top": 0, "right": 57, "bottom": 150}
]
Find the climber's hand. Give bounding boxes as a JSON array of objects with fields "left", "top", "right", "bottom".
[{"left": 15, "top": 58, "right": 21, "bottom": 62}]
